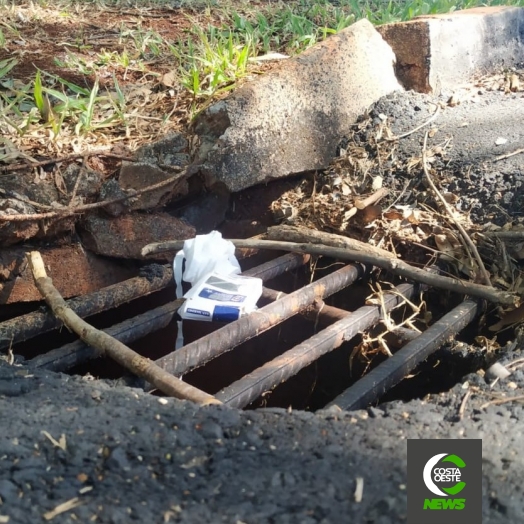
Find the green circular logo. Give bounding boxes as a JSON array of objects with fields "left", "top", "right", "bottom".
[{"left": 423, "top": 453, "right": 466, "bottom": 496}]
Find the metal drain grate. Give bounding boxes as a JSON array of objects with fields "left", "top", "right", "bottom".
[{"left": 2, "top": 253, "right": 480, "bottom": 411}]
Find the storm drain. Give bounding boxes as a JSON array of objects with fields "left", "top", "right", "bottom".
[{"left": 0, "top": 253, "right": 480, "bottom": 411}]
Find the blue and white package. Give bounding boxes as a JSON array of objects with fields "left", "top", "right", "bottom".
[{"left": 179, "top": 272, "right": 262, "bottom": 322}]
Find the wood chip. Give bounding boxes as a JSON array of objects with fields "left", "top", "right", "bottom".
[
  {"left": 41, "top": 431, "right": 67, "bottom": 451},
  {"left": 354, "top": 477, "right": 364, "bottom": 503},
  {"left": 43, "top": 498, "right": 84, "bottom": 520}
]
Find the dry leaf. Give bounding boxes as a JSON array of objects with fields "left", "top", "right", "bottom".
[
  {"left": 341, "top": 183, "right": 351, "bottom": 196},
  {"left": 489, "top": 304, "right": 524, "bottom": 331},
  {"left": 434, "top": 231, "right": 460, "bottom": 257},
  {"left": 161, "top": 71, "right": 177, "bottom": 88},
  {"left": 384, "top": 209, "right": 403, "bottom": 221},
  {"left": 371, "top": 176, "right": 383, "bottom": 190},
  {"left": 362, "top": 205, "right": 382, "bottom": 224},
  {"left": 442, "top": 192, "right": 459, "bottom": 205}
]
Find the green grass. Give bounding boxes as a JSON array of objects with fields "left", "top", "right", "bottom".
[{"left": 1, "top": 0, "right": 524, "bottom": 148}]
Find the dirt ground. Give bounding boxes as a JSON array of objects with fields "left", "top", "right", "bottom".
[{"left": 1, "top": 84, "right": 524, "bottom": 522}]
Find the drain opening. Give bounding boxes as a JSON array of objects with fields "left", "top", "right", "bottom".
[{"left": 1, "top": 252, "right": 490, "bottom": 411}]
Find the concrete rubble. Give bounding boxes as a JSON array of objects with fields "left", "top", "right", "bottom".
[
  {"left": 193, "top": 18, "right": 402, "bottom": 192},
  {"left": 79, "top": 213, "right": 195, "bottom": 260}
]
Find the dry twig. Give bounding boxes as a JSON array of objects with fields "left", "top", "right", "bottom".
[
  {"left": 422, "top": 131, "right": 492, "bottom": 286},
  {"left": 483, "top": 230, "right": 524, "bottom": 239},
  {"left": 68, "top": 156, "right": 87, "bottom": 207},
  {"left": 493, "top": 148, "right": 524, "bottom": 162},
  {"left": 385, "top": 105, "right": 441, "bottom": 141},
  {"left": 1, "top": 150, "right": 134, "bottom": 173},
  {"left": 268, "top": 225, "right": 396, "bottom": 260},
  {"left": 480, "top": 395, "right": 524, "bottom": 409},
  {"left": 458, "top": 389, "right": 472, "bottom": 421},
  {"left": 43, "top": 497, "right": 84, "bottom": 520},
  {"left": 28, "top": 251, "right": 220, "bottom": 405},
  {"left": 354, "top": 187, "right": 389, "bottom": 210},
  {"left": 142, "top": 237, "right": 517, "bottom": 305},
  {"left": 0, "top": 168, "right": 189, "bottom": 222}
]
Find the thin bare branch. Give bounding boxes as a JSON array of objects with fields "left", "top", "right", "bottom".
[
  {"left": 493, "top": 148, "right": 524, "bottom": 162},
  {"left": 27, "top": 251, "right": 220, "bottom": 406},
  {"left": 0, "top": 168, "right": 188, "bottom": 222},
  {"left": 422, "top": 131, "right": 492, "bottom": 286},
  {"left": 142, "top": 237, "right": 517, "bottom": 306},
  {"left": 483, "top": 230, "right": 524, "bottom": 239},
  {"left": 385, "top": 105, "right": 441, "bottom": 141},
  {"left": 1, "top": 150, "right": 135, "bottom": 173}
]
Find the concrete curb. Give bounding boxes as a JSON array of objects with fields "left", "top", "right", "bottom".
[{"left": 379, "top": 6, "right": 524, "bottom": 94}]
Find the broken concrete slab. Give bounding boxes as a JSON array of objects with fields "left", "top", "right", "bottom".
[
  {"left": 193, "top": 18, "right": 402, "bottom": 193},
  {"left": 118, "top": 162, "right": 188, "bottom": 210},
  {"left": 378, "top": 6, "right": 524, "bottom": 94},
  {"left": 79, "top": 213, "right": 195, "bottom": 260},
  {"left": 0, "top": 244, "right": 135, "bottom": 304}
]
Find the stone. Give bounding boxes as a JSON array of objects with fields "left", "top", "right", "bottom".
[
  {"left": 136, "top": 132, "right": 190, "bottom": 168},
  {"left": 0, "top": 199, "right": 39, "bottom": 246},
  {"left": 62, "top": 164, "right": 102, "bottom": 201},
  {"left": 98, "top": 178, "right": 130, "bottom": 217},
  {"left": 378, "top": 6, "right": 524, "bottom": 94},
  {"left": 0, "top": 244, "right": 135, "bottom": 304},
  {"left": 118, "top": 162, "right": 188, "bottom": 210},
  {"left": 79, "top": 213, "right": 195, "bottom": 260},
  {"left": 193, "top": 18, "right": 401, "bottom": 192}
]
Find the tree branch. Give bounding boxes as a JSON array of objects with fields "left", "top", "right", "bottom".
[
  {"left": 1, "top": 169, "right": 188, "bottom": 222},
  {"left": 27, "top": 251, "right": 220, "bottom": 405},
  {"left": 142, "top": 236, "right": 517, "bottom": 306}
]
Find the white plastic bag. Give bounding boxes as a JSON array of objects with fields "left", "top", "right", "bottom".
[
  {"left": 173, "top": 231, "right": 262, "bottom": 348},
  {"left": 175, "top": 230, "right": 241, "bottom": 288}
]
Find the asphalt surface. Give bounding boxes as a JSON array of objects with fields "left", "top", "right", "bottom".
[
  {"left": 1, "top": 349, "right": 524, "bottom": 524},
  {"left": 368, "top": 86, "right": 524, "bottom": 226}
]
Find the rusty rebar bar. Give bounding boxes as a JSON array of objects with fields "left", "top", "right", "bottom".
[
  {"left": 29, "top": 251, "right": 220, "bottom": 405},
  {"left": 242, "top": 253, "right": 310, "bottom": 280},
  {"left": 216, "top": 283, "right": 415, "bottom": 408},
  {"left": 29, "top": 254, "right": 309, "bottom": 372},
  {"left": 0, "top": 264, "right": 174, "bottom": 351},
  {"left": 260, "top": 287, "right": 352, "bottom": 325},
  {"left": 29, "top": 299, "right": 185, "bottom": 372},
  {"left": 326, "top": 299, "right": 479, "bottom": 411},
  {"left": 153, "top": 264, "right": 365, "bottom": 379}
]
